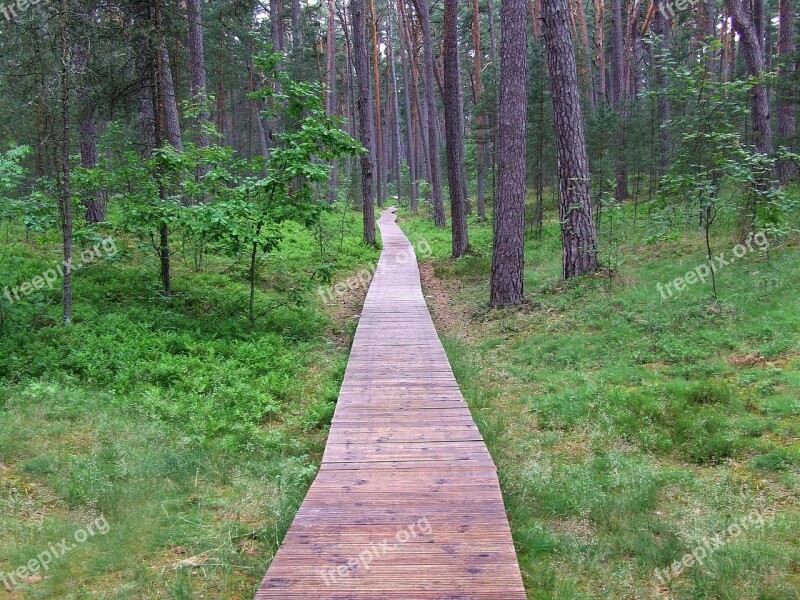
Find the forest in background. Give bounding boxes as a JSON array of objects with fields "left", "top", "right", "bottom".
[{"left": 0, "top": 0, "right": 799, "bottom": 597}]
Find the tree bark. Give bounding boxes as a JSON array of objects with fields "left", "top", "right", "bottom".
[
  {"left": 472, "top": 0, "right": 486, "bottom": 220},
  {"left": 611, "top": 0, "right": 629, "bottom": 200},
  {"left": 74, "top": 35, "right": 107, "bottom": 223},
  {"left": 726, "top": 0, "right": 772, "bottom": 156},
  {"left": 594, "top": 0, "right": 607, "bottom": 105},
  {"left": 490, "top": 0, "right": 528, "bottom": 307},
  {"left": 352, "top": 0, "right": 377, "bottom": 244},
  {"left": 443, "top": 0, "right": 469, "bottom": 257},
  {"left": 292, "top": 0, "right": 303, "bottom": 49},
  {"left": 368, "top": 0, "right": 386, "bottom": 208},
  {"left": 543, "top": 0, "right": 600, "bottom": 279},
  {"left": 397, "top": 0, "right": 419, "bottom": 210},
  {"left": 388, "top": 7, "right": 405, "bottom": 205},
  {"left": 411, "top": 0, "right": 446, "bottom": 227},
  {"left": 60, "top": 0, "right": 73, "bottom": 325},
  {"left": 777, "top": 0, "right": 796, "bottom": 183},
  {"left": 271, "top": 0, "right": 285, "bottom": 53},
  {"left": 326, "top": 0, "right": 339, "bottom": 203},
  {"left": 186, "top": 0, "right": 210, "bottom": 150},
  {"left": 154, "top": 0, "right": 172, "bottom": 296},
  {"left": 159, "top": 43, "right": 183, "bottom": 151}
]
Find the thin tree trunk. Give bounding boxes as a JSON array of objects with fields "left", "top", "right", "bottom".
[
  {"left": 74, "top": 35, "right": 107, "bottom": 223},
  {"left": 472, "top": 0, "right": 486, "bottom": 220},
  {"left": 60, "top": 0, "right": 72, "bottom": 325},
  {"left": 292, "top": 0, "right": 302, "bottom": 49},
  {"left": 397, "top": 0, "right": 419, "bottom": 210},
  {"left": 271, "top": 0, "right": 285, "bottom": 53},
  {"left": 653, "top": 0, "right": 672, "bottom": 173},
  {"left": 611, "top": 0, "right": 629, "bottom": 200},
  {"left": 388, "top": 8, "right": 404, "bottom": 205},
  {"left": 159, "top": 43, "right": 183, "bottom": 152},
  {"left": 726, "top": 0, "right": 772, "bottom": 157},
  {"left": 247, "top": 55, "right": 270, "bottom": 161},
  {"left": 443, "top": 0, "right": 469, "bottom": 257},
  {"left": 490, "top": 0, "right": 528, "bottom": 307},
  {"left": 777, "top": 0, "right": 796, "bottom": 183},
  {"left": 412, "top": 0, "right": 446, "bottom": 227},
  {"left": 352, "top": 0, "right": 376, "bottom": 244},
  {"left": 154, "top": 0, "right": 172, "bottom": 296},
  {"left": 594, "top": 0, "right": 607, "bottom": 105},
  {"left": 543, "top": 0, "right": 600, "bottom": 278},
  {"left": 186, "top": 0, "right": 210, "bottom": 149},
  {"left": 368, "top": 0, "right": 386, "bottom": 208},
  {"left": 326, "top": 0, "right": 339, "bottom": 203}
]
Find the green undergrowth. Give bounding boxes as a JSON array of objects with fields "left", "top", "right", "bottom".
[{"left": 0, "top": 207, "right": 378, "bottom": 598}]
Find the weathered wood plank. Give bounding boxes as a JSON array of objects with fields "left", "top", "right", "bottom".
[{"left": 255, "top": 208, "right": 526, "bottom": 599}]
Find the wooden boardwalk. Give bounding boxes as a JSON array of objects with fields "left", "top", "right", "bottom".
[{"left": 256, "top": 209, "right": 526, "bottom": 599}]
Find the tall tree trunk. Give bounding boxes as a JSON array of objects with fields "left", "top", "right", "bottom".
[
  {"left": 388, "top": 8, "right": 404, "bottom": 205},
  {"left": 368, "top": 0, "right": 386, "bottom": 208},
  {"left": 653, "top": 0, "right": 672, "bottom": 173},
  {"left": 726, "top": 0, "right": 772, "bottom": 156},
  {"left": 543, "top": 0, "right": 600, "bottom": 278},
  {"left": 186, "top": 0, "right": 210, "bottom": 149},
  {"left": 74, "top": 36, "right": 107, "bottom": 223},
  {"left": 154, "top": 0, "right": 172, "bottom": 296},
  {"left": 352, "top": 0, "right": 377, "bottom": 244},
  {"left": 247, "top": 55, "right": 270, "bottom": 161},
  {"left": 159, "top": 43, "right": 183, "bottom": 152},
  {"left": 443, "top": 0, "right": 469, "bottom": 257},
  {"left": 326, "top": 0, "right": 339, "bottom": 203},
  {"left": 397, "top": 0, "right": 419, "bottom": 210},
  {"left": 412, "top": 0, "right": 446, "bottom": 227},
  {"left": 611, "top": 0, "right": 629, "bottom": 199},
  {"left": 292, "top": 0, "right": 303, "bottom": 49},
  {"left": 490, "top": 0, "right": 528, "bottom": 307},
  {"left": 271, "top": 0, "right": 285, "bottom": 53},
  {"left": 594, "top": 0, "right": 607, "bottom": 105},
  {"left": 60, "top": 0, "right": 72, "bottom": 325},
  {"left": 472, "top": 0, "right": 486, "bottom": 220},
  {"left": 777, "top": 0, "right": 796, "bottom": 183}
]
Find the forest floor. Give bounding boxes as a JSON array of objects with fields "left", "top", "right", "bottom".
[
  {"left": 1, "top": 198, "right": 799, "bottom": 599},
  {"left": 400, "top": 201, "right": 800, "bottom": 599},
  {"left": 0, "top": 209, "right": 376, "bottom": 599}
]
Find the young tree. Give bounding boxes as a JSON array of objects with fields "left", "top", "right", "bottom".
[
  {"left": 411, "top": 0, "right": 446, "bottom": 227},
  {"left": 443, "top": 0, "right": 469, "bottom": 257},
  {"left": 542, "top": 0, "right": 599, "bottom": 278},
  {"left": 352, "top": 0, "right": 377, "bottom": 244},
  {"left": 490, "top": 0, "right": 528, "bottom": 307}
]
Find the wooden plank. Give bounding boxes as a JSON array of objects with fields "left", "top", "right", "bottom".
[{"left": 255, "top": 208, "right": 526, "bottom": 599}]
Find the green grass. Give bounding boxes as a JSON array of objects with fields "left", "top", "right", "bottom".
[
  {"left": 398, "top": 200, "right": 800, "bottom": 599},
  {"left": 0, "top": 207, "right": 379, "bottom": 598}
]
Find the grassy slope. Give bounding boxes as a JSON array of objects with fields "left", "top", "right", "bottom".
[
  {"left": 0, "top": 208, "right": 378, "bottom": 598},
  {"left": 398, "top": 203, "right": 800, "bottom": 599}
]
